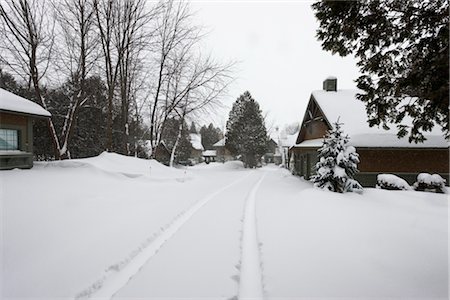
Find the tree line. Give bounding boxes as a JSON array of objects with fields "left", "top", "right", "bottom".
[{"left": 0, "top": 0, "right": 233, "bottom": 159}]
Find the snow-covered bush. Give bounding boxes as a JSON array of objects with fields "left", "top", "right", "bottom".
[
  {"left": 376, "top": 174, "right": 412, "bottom": 191},
  {"left": 413, "top": 173, "right": 447, "bottom": 193},
  {"left": 311, "top": 120, "right": 363, "bottom": 193}
]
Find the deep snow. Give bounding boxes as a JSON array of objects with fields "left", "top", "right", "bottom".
[{"left": 1, "top": 153, "right": 447, "bottom": 300}]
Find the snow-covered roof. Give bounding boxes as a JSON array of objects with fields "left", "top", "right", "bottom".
[
  {"left": 189, "top": 133, "right": 204, "bottom": 151},
  {"left": 202, "top": 150, "right": 216, "bottom": 157},
  {"left": 213, "top": 138, "right": 225, "bottom": 147},
  {"left": 0, "top": 88, "right": 51, "bottom": 117},
  {"left": 297, "top": 89, "right": 447, "bottom": 148},
  {"left": 279, "top": 131, "right": 299, "bottom": 148}
]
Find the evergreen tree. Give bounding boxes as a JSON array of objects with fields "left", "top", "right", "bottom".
[
  {"left": 311, "top": 120, "right": 363, "bottom": 193},
  {"left": 313, "top": 0, "right": 449, "bottom": 142},
  {"left": 189, "top": 121, "right": 197, "bottom": 134},
  {"left": 226, "top": 91, "right": 267, "bottom": 168},
  {"left": 200, "top": 123, "right": 222, "bottom": 150}
]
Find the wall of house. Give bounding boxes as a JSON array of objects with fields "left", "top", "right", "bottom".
[
  {"left": 0, "top": 112, "right": 34, "bottom": 169},
  {"left": 289, "top": 146, "right": 449, "bottom": 187}
]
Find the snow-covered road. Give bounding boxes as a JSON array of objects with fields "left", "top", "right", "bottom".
[{"left": 1, "top": 154, "right": 448, "bottom": 300}]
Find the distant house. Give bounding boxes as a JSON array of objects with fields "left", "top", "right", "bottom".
[
  {"left": 277, "top": 130, "right": 299, "bottom": 167},
  {"left": 263, "top": 138, "right": 278, "bottom": 164},
  {"left": 202, "top": 150, "right": 216, "bottom": 164},
  {"left": 142, "top": 140, "right": 171, "bottom": 165},
  {"left": 213, "top": 138, "right": 233, "bottom": 162},
  {"left": 289, "top": 78, "right": 449, "bottom": 187},
  {"left": 189, "top": 133, "right": 204, "bottom": 163},
  {"left": 0, "top": 88, "right": 51, "bottom": 169}
]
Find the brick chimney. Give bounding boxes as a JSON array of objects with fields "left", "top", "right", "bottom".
[{"left": 323, "top": 76, "right": 337, "bottom": 92}]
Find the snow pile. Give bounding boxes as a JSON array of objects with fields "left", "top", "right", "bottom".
[
  {"left": 413, "top": 173, "right": 447, "bottom": 193},
  {"left": 69, "top": 152, "right": 186, "bottom": 180},
  {"left": 376, "top": 174, "right": 412, "bottom": 190}
]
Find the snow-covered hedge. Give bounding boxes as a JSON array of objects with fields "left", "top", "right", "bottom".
[
  {"left": 376, "top": 174, "right": 412, "bottom": 191},
  {"left": 413, "top": 173, "right": 447, "bottom": 193}
]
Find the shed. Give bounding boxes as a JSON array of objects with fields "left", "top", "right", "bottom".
[
  {"left": 0, "top": 88, "right": 51, "bottom": 169},
  {"left": 289, "top": 78, "right": 449, "bottom": 186}
]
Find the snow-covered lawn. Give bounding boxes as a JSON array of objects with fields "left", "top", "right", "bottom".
[{"left": 1, "top": 153, "right": 447, "bottom": 300}]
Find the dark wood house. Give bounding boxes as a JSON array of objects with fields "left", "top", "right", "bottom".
[
  {"left": 213, "top": 138, "right": 233, "bottom": 162},
  {"left": 289, "top": 78, "right": 449, "bottom": 187},
  {"left": 0, "top": 88, "right": 51, "bottom": 169}
]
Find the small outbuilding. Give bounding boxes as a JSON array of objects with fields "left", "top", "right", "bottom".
[
  {"left": 202, "top": 150, "right": 217, "bottom": 164},
  {"left": 289, "top": 78, "right": 449, "bottom": 187},
  {"left": 0, "top": 88, "right": 51, "bottom": 169}
]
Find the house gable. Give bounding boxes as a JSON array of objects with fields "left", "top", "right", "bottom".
[{"left": 296, "top": 95, "right": 331, "bottom": 145}]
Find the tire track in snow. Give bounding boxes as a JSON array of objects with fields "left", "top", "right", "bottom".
[
  {"left": 238, "top": 172, "right": 266, "bottom": 300},
  {"left": 75, "top": 171, "right": 253, "bottom": 300}
]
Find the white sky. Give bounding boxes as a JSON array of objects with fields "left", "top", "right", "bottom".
[{"left": 190, "top": 0, "right": 361, "bottom": 133}]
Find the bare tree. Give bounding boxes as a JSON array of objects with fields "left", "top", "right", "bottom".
[
  {"left": 0, "top": 0, "right": 61, "bottom": 157},
  {"left": 167, "top": 54, "right": 234, "bottom": 167},
  {"left": 147, "top": 0, "right": 200, "bottom": 157},
  {"left": 52, "top": 0, "right": 96, "bottom": 158}
]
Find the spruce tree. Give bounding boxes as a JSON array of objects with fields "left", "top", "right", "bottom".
[
  {"left": 226, "top": 91, "right": 267, "bottom": 168},
  {"left": 311, "top": 121, "right": 363, "bottom": 193}
]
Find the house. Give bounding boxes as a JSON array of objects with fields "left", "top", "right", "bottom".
[
  {"left": 213, "top": 138, "right": 234, "bottom": 162},
  {"left": 202, "top": 150, "right": 216, "bottom": 164},
  {"left": 277, "top": 130, "right": 299, "bottom": 167},
  {"left": 0, "top": 88, "right": 51, "bottom": 169},
  {"left": 142, "top": 140, "right": 171, "bottom": 165},
  {"left": 289, "top": 77, "right": 449, "bottom": 187},
  {"left": 263, "top": 138, "right": 279, "bottom": 164},
  {"left": 189, "top": 133, "right": 204, "bottom": 164}
]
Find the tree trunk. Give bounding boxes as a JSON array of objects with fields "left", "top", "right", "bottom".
[{"left": 169, "top": 119, "right": 183, "bottom": 168}]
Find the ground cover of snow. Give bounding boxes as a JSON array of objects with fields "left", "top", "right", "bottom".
[{"left": 1, "top": 153, "right": 447, "bottom": 300}]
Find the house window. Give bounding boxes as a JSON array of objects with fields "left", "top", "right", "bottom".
[{"left": 0, "top": 129, "right": 20, "bottom": 150}]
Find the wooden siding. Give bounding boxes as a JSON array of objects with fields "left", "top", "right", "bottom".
[{"left": 358, "top": 148, "right": 449, "bottom": 173}]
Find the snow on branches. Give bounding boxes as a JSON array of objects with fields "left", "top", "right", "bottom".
[{"left": 311, "top": 120, "right": 363, "bottom": 193}]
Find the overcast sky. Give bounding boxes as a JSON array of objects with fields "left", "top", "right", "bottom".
[{"left": 190, "top": 0, "right": 361, "bottom": 133}]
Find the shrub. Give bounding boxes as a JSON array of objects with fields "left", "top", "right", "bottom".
[
  {"left": 413, "top": 173, "right": 446, "bottom": 193},
  {"left": 376, "top": 174, "right": 412, "bottom": 191}
]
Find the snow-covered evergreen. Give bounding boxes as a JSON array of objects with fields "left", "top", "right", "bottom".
[
  {"left": 311, "top": 121, "right": 363, "bottom": 193},
  {"left": 225, "top": 91, "right": 267, "bottom": 168}
]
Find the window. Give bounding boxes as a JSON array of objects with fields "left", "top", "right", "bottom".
[{"left": 0, "top": 129, "right": 19, "bottom": 150}]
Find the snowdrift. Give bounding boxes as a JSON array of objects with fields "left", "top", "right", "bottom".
[{"left": 36, "top": 152, "right": 188, "bottom": 181}]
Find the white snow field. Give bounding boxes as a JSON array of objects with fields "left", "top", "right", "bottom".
[{"left": 1, "top": 153, "right": 448, "bottom": 300}]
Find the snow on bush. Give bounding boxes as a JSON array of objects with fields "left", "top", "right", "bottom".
[
  {"left": 311, "top": 120, "right": 363, "bottom": 193},
  {"left": 376, "top": 174, "right": 412, "bottom": 190},
  {"left": 413, "top": 173, "right": 447, "bottom": 193}
]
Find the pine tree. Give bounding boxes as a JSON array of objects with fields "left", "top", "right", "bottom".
[
  {"left": 189, "top": 121, "right": 197, "bottom": 134},
  {"left": 311, "top": 121, "right": 363, "bottom": 193},
  {"left": 200, "top": 123, "right": 222, "bottom": 150},
  {"left": 226, "top": 91, "right": 267, "bottom": 168}
]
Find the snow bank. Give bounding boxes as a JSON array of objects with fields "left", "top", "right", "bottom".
[
  {"left": 376, "top": 174, "right": 412, "bottom": 190},
  {"left": 67, "top": 152, "right": 187, "bottom": 180},
  {"left": 257, "top": 172, "right": 448, "bottom": 298}
]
